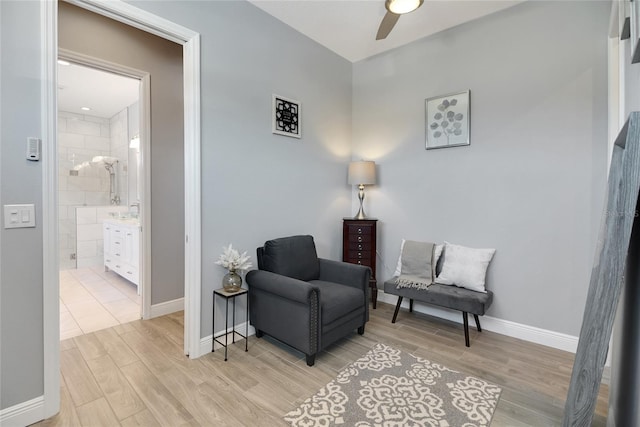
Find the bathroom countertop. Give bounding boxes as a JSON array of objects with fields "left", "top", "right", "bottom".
[{"left": 103, "top": 217, "right": 140, "bottom": 226}]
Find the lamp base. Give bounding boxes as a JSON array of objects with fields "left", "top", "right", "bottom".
[
  {"left": 353, "top": 185, "right": 368, "bottom": 219},
  {"left": 353, "top": 210, "right": 367, "bottom": 220}
]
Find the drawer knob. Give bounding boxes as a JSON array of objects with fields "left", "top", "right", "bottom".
[
  {"left": 357, "top": 228, "right": 362, "bottom": 234},
  {"left": 357, "top": 236, "right": 363, "bottom": 242},
  {"left": 358, "top": 252, "right": 362, "bottom": 258},
  {"left": 357, "top": 261, "right": 362, "bottom": 265},
  {"left": 358, "top": 244, "right": 363, "bottom": 250}
]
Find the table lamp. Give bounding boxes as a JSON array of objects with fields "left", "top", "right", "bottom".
[{"left": 348, "top": 160, "right": 376, "bottom": 219}]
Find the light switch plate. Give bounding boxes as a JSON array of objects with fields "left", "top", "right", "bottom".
[{"left": 4, "top": 204, "right": 36, "bottom": 229}]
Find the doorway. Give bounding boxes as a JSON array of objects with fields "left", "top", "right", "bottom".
[
  {"left": 41, "top": 0, "right": 201, "bottom": 419},
  {"left": 57, "top": 59, "right": 145, "bottom": 339}
]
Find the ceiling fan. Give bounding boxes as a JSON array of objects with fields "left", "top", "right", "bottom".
[{"left": 376, "top": 0, "right": 424, "bottom": 40}]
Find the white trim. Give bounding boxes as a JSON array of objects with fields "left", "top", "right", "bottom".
[
  {"left": 0, "top": 396, "right": 45, "bottom": 427},
  {"left": 41, "top": 0, "right": 60, "bottom": 419},
  {"left": 149, "top": 297, "right": 185, "bottom": 319},
  {"left": 183, "top": 34, "right": 202, "bottom": 358},
  {"left": 377, "top": 291, "right": 579, "bottom": 353},
  {"left": 40, "top": 2, "right": 202, "bottom": 423},
  {"left": 57, "top": 49, "right": 152, "bottom": 321},
  {"left": 199, "top": 322, "right": 257, "bottom": 356},
  {"left": 140, "top": 73, "right": 152, "bottom": 321},
  {"left": 57, "top": 48, "right": 149, "bottom": 79}
]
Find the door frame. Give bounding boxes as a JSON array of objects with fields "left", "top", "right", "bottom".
[
  {"left": 58, "top": 49, "right": 152, "bottom": 320},
  {"left": 42, "top": 0, "right": 202, "bottom": 418}
]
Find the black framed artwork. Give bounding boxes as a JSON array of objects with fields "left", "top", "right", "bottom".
[{"left": 272, "top": 94, "right": 301, "bottom": 139}]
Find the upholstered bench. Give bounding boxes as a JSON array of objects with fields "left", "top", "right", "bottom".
[{"left": 383, "top": 277, "right": 493, "bottom": 347}]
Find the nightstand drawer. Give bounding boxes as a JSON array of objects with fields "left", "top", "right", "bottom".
[
  {"left": 347, "top": 258, "right": 373, "bottom": 267},
  {"left": 348, "top": 234, "right": 372, "bottom": 244},
  {"left": 348, "top": 250, "right": 372, "bottom": 260},
  {"left": 348, "top": 241, "right": 371, "bottom": 251},
  {"left": 347, "top": 225, "right": 373, "bottom": 236}
]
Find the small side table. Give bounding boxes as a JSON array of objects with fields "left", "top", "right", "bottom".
[{"left": 212, "top": 287, "right": 248, "bottom": 361}]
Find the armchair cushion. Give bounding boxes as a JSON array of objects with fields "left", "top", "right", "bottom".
[
  {"left": 261, "top": 235, "right": 320, "bottom": 282},
  {"left": 310, "top": 280, "right": 366, "bottom": 325}
]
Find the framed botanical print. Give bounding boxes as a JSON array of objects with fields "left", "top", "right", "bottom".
[{"left": 425, "top": 90, "right": 470, "bottom": 150}]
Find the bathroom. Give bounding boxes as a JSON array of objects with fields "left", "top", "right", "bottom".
[{"left": 58, "top": 60, "right": 143, "bottom": 339}]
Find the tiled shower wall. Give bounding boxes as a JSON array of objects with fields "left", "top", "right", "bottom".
[
  {"left": 58, "top": 110, "right": 130, "bottom": 270},
  {"left": 110, "top": 108, "right": 129, "bottom": 207}
]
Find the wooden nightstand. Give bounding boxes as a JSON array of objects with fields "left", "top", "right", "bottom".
[{"left": 342, "top": 219, "right": 378, "bottom": 308}]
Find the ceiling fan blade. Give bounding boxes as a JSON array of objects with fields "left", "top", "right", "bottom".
[{"left": 376, "top": 11, "right": 400, "bottom": 40}]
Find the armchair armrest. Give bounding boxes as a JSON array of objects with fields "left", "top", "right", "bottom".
[
  {"left": 318, "top": 258, "right": 371, "bottom": 291},
  {"left": 246, "top": 270, "right": 317, "bottom": 303}
]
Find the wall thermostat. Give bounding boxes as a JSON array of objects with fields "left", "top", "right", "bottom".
[{"left": 26, "top": 137, "right": 41, "bottom": 161}]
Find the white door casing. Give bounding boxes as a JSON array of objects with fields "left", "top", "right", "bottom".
[{"left": 42, "top": 0, "right": 202, "bottom": 419}]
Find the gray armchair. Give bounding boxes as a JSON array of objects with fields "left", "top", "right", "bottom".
[{"left": 246, "top": 235, "right": 370, "bottom": 366}]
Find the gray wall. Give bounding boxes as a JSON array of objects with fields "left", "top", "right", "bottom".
[
  {"left": 59, "top": 2, "right": 185, "bottom": 305},
  {"left": 352, "top": 0, "right": 609, "bottom": 335},
  {"left": 0, "top": 0, "right": 45, "bottom": 410},
  {"left": 127, "top": 0, "right": 353, "bottom": 337}
]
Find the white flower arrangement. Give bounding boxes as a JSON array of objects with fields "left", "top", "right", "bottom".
[{"left": 215, "top": 244, "right": 253, "bottom": 272}]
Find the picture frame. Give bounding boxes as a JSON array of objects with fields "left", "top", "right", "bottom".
[
  {"left": 425, "top": 90, "right": 470, "bottom": 150},
  {"left": 272, "top": 94, "right": 301, "bottom": 138}
]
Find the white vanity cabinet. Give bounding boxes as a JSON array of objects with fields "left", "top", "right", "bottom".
[{"left": 103, "top": 219, "right": 140, "bottom": 288}]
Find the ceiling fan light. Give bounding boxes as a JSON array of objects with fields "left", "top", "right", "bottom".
[{"left": 386, "top": 0, "right": 423, "bottom": 15}]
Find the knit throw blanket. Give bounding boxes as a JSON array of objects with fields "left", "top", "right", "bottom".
[{"left": 396, "top": 240, "right": 434, "bottom": 290}]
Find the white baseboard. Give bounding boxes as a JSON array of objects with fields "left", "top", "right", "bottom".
[
  {"left": 377, "top": 291, "right": 579, "bottom": 353},
  {"left": 149, "top": 297, "right": 184, "bottom": 318},
  {"left": 197, "top": 321, "right": 256, "bottom": 358},
  {"left": 0, "top": 396, "right": 44, "bottom": 427}
]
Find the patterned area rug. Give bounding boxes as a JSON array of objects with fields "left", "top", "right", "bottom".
[{"left": 284, "top": 343, "right": 502, "bottom": 426}]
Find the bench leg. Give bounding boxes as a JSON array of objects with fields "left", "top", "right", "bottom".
[
  {"left": 474, "top": 314, "right": 482, "bottom": 332},
  {"left": 463, "top": 312, "right": 470, "bottom": 347},
  {"left": 392, "top": 296, "right": 403, "bottom": 323},
  {"left": 409, "top": 299, "right": 414, "bottom": 313}
]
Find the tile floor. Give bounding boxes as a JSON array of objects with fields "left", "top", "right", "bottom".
[{"left": 60, "top": 266, "right": 141, "bottom": 340}]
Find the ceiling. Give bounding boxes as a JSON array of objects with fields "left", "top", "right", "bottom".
[
  {"left": 57, "top": 1, "right": 523, "bottom": 113},
  {"left": 248, "top": 0, "right": 525, "bottom": 62},
  {"left": 58, "top": 62, "right": 139, "bottom": 119}
]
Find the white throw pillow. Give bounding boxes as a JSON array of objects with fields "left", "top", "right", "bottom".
[
  {"left": 394, "top": 239, "right": 443, "bottom": 276},
  {"left": 436, "top": 242, "right": 496, "bottom": 293}
]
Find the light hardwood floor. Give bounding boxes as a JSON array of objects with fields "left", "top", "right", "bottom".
[{"left": 34, "top": 302, "right": 608, "bottom": 426}]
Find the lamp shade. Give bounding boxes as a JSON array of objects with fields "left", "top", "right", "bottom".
[{"left": 348, "top": 161, "right": 376, "bottom": 185}]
